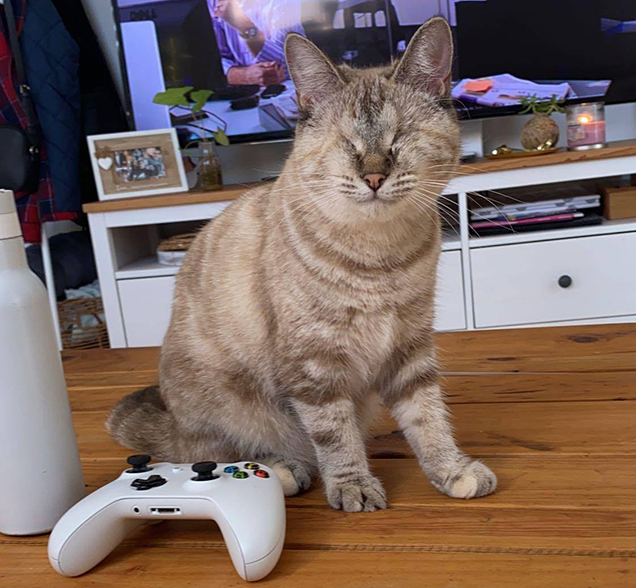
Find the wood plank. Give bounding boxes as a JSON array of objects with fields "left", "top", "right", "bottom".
[
  {"left": 442, "top": 372, "right": 636, "bottom": 404},
  {"left": 442, "top": 351, "right": 636, "bottom": 374},
  {"left": 456, "top": 138, "right": 636, "bottom": 175},
  {"left": 368, "top": 400, "right": 636, "bottom": 458},
  {"left": 75, "top": 456, "right": 636, "bottom": 512},
  {"left": 71, "top": 399, "right": 636, "bottom": 460},
  {"left": 66, "top": 372, "right": 158, "bottom": 391},
  {"left": 5, "top": 503, "right": 636, "bottom": 554},
  {"left": 64, "top": 372, "right": 636, "bottom": 413},
  {"left": 62, "top": 347, "right": 159, "bottom": 375},
  {"left": 60, "top": 324, "right": 636, "bottom": 377},
  {"left": 3, "top": 546, "right": 635, "bottom": 588},
  {"left": 436, "top": 324, "right": 636, "bottom": 373},
  {"left": 67, "top": 386, "right": 145, "bottom": 412},
  {"left": 82, "top": 184, "right": 248, "bottom": 214}
]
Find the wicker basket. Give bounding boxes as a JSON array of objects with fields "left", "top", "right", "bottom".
[
  {"left": 157, "top": 232, "right": 198, "bottom": 251},
  {"left": 58, "top": 297, "right": 109, "bottom": 350}
]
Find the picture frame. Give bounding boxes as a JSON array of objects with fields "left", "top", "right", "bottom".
[{"left": 87, "top": 129, "right": 188, "bottom": 201}]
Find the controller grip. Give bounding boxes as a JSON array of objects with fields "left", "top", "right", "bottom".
[
  {"left": 211, "top": 492, "right": 286, "bottom": 581},
  {"left": 49, "top": 501, "right": 146, "bottom": 576}
]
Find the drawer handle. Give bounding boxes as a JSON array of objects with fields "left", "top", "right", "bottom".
[{"left": 558, "top": 275, "right": 573, "bottom": 289}]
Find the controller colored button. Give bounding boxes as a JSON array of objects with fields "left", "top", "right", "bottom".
[
  {"left": 254, "top": 470, "right": 269, "bottom": 478},
  {"left": 244, "top": 463, "right": 260, "bottom": 470},
  {"left": 224, "top": 466, "right": 239, "bottom": 474},
  {"left": 233, "top": 471, "right": 249, "bottom": 479}
]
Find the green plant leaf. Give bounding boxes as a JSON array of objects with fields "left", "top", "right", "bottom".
[
  {"left": 153, "top": 86, "right": 194, "bottom": 106},
  {"left": 190, "top": 89, "right": 213, "bottom": 112},
  {"left": 212, "top": 128, "right": 230, "bottom": 146}
]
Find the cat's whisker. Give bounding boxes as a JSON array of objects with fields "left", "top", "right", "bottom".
[{"left": 410, "top": 188, "right": 461, "bottom": 226}]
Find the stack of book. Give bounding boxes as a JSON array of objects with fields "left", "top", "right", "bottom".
[{"left": 469, "top": 194, "right": 603, "bottom": 237}]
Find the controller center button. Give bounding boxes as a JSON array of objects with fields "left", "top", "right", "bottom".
[
  {"left": 191, "top": 461, "right": 218, "bottom": 481},
  {"left": 244, "top": 462, "right": 260, "bottom": 470},
  {"left": 254, "top": 470, "right": 270, "bottom": 478},
  {"left": 233, "top": 471, "right": 249, "bottom": 479},
  {"left": 224, "top": 465, "right": 240, "bottom": 474},
  {"left": 131, "top": 474, "right": 167, "bottom": 491}
]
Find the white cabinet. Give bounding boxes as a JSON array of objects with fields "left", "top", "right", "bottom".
[
  {"left": 435, "top": 251, "right": 466, "bottom": 331},
  {"left": 86, "top": 146, "right": 636, "bottom": 347},
  {"left": 471, "top": 232, "right": 636, "bottom": 328},
  {"left": 118, "top": 276, "right": 176, "bottom": 347}
]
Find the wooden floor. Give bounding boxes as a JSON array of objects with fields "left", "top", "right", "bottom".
[{"left": 2, "top": 324, "right": 636, "bottom": 587}]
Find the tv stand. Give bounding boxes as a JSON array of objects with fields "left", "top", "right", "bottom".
[{"left": 84, "top": 140, "right": 636, "bottom": 348}]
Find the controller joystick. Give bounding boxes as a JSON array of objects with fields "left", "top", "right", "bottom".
[
  {"left": 126, "top": 454, "right": 152, "bottom": 473},
  {"left": 191, "top": 461, "right": 218, "bottom": 481}
]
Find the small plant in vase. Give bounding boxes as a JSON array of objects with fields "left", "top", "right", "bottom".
[
  {"left": 153, "top": 87, "right": 229, "bottom": 190},
  {"left": 519, "top": 95, "right": 564, "bottom": 151}
]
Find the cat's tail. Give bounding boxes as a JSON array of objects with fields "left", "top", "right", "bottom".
[{"left": 106, "top": 386, "right": 177, "bottom": 460}]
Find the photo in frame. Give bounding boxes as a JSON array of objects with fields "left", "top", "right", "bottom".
[{"left": 87, "top": 129, "right": 188, "bottom": 201}]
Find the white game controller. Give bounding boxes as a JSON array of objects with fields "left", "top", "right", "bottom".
[{"left": 48, "top": 455, "right": 286, "bottom": 581}]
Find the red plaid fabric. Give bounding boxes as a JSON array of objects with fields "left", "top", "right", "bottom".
[{"left": 0, "top": 0, "right": 76, "bottom": 243}]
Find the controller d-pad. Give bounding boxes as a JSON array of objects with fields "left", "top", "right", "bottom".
[
  {"left": 244, "top": 463, "right": 260, "bottom": 470},
  {"left": 233, "top": 471, "right": 249, "bottom": 479},
  {"left": 254, "top": 470, "right": 269, "bottom": 478},
  {"left": 131, "top": 474, "right": 167, "bottom": 491}
]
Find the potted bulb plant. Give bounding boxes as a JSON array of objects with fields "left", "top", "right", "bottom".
[{"left": 519, "top": 95, "right": 565, "bottom": 151}]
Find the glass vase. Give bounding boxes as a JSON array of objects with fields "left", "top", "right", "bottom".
[{"left": 197, "top": 141, "right": 223, "bottom": 191}]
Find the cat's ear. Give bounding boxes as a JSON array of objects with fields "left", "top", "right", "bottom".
[
  {"left": 392, "top": 17, "right": 453, "bottom": 96},
  {"left": 285, "top": 33, "right": 344, "bottom": 108}
]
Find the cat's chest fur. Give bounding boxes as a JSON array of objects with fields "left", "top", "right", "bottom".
[{"left": 340, "top": 306, "right": 399, "bottom": 382}]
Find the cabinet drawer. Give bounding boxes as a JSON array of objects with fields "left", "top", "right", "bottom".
[
  {"left": 118, "top": 276, "right": 175, "bottom": 347},
  {"left": 471, "top": 233, "right": 636, "bottom": 328},
  {"left": 435, "top": 251, "right": 466, "bottom": 331}
]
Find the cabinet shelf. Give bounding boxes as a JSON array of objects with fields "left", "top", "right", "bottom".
[{"left": 116, "top": 256, "right": 179, "bottom": 280}]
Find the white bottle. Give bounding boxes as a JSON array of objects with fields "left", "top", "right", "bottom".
[{"left": 0, "top": 190, "right": 85, "bottom": 535}]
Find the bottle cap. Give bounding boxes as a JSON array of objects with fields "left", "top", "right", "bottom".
[{"left": 0, "top": 190, "right": 22, "bottom": 240}]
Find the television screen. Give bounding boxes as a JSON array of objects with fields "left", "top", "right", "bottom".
[{"left": 114, "top": 0, "right": 636, "bottom": 143}]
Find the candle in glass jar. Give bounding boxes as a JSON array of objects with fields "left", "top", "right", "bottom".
[{"left": 566, "top": 102, "right": 607, "bottom": 150}]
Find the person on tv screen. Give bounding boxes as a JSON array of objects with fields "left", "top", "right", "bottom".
[{"left": 208, "top": 0, "right": 305, "bottom": 86}]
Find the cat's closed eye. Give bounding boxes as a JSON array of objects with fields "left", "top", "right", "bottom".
[{"left": 343, "top": 139, "right": 363, "bottom": 160}]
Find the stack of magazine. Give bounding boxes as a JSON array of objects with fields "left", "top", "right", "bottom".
[{"left": 469, "top": 194, "right": 603, "bottom": 237}]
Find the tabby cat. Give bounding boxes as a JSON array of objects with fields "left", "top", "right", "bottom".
[{"left": 108, "top": 17, "right": 497, "bottom": 512}]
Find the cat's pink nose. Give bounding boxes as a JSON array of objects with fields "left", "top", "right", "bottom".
[{"left": 363, "top": 173, "right": 387, "bottom": 192}]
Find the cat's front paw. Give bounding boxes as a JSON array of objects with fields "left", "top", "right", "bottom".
[
  {"left": 266, "top": 457, "right": 313, "bottom": 496},
  {"left": 433, "top": 461, "right": 497, "bottom": 499},
  {"left": 326, "top": 474, "right": 387, "bottom": 512}
]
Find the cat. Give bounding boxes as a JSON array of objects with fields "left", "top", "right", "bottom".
[{"left": 107, "top": 17, "right": 497, "bottom": 512}]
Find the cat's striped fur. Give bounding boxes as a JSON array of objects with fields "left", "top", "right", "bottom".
[{"left": 108, "top": 18, "right": 496, "bottom": 512}]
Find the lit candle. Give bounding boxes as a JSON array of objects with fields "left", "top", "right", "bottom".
[{"left": 566, "top": 102, "right": 606, "bottom": 150}]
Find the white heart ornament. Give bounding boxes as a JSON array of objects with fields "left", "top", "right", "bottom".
[{"left": 98, "top": 157, "right": 113, "bottom": 171}]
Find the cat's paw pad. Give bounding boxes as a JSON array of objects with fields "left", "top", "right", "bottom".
[
  {"left": 326, "top": 474, "right": 387, "bottom": 512},
  {"left": 269, "top": 460, "right": 312, "bottom": 496},
  {"left": 436, "top": 461, "right": 497, "bottom": 499}
]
